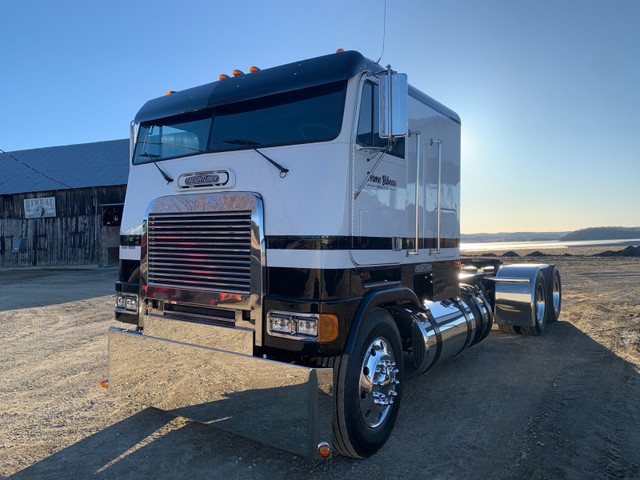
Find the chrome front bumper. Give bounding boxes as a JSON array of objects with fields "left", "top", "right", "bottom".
[{"left": 107, "top": 326, "right": 333, "bottom": 458}]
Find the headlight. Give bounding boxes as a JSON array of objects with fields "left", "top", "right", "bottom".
[
  {"left": 270, "top": 313, "right": 294, "bottom": 334},
  {"left": 116, "top": 296, "right": 126, "bottom": 309},
  {"left": 267, "top": 310, "right": 338, "bottom": 343},
  {"left": 115, "top": 294, "right": 139, "bottom": 313},
  {"left": 125, "top": 296, "right": 138, "bottom": 311},
  {"left": 297, "top": 319, "right": 318, "bottom": 336}
]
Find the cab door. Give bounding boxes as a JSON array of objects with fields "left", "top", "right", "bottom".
[{"left": 351, "top": 79, "right": 407, "bottom": 266}]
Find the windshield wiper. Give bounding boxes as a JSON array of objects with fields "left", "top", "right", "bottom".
[
  {"left": 154, "top": 162, "right": 174, "bottom": 184},
  {"left": 138, "top": 153, "right": 174, "bottom": 184},
  {"left": 223, "top": 139, "right": 289, "bottom": 178}
]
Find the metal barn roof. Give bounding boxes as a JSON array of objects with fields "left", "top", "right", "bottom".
[{"left": 0, "top": 139, "right": 129, "bottom": 195}]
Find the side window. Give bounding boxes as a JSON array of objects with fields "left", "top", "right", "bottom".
[{"left": 356, "top": 81, "right": 405, "bottom": 158}]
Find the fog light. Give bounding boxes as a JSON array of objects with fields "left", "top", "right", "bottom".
[{"left": 297, "top": 318, "right": 318, "bottom": 336}]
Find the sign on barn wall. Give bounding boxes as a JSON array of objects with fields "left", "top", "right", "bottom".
[{"left": 24, "top": 197, "right": 56, "bottom": 218}]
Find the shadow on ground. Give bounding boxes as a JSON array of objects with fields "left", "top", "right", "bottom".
[
  {"left": 0, "top": 268, "right": 116, "bottom": 312},
  {"left": 8, "top": 322, "right": 640, "bottom": 480}
]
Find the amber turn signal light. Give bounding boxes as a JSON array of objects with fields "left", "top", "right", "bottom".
[
  {"left": 317, "top": 442, "right": 332, "bottom": 458},
  {"left": 318, "top": 314, "right": 339, "bottom": 343}
]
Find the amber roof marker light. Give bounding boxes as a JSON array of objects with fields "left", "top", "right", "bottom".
[
  {"left": 249, "top": 66, "right": 260, "bottom": 73},
  {"left": 232, "top": 69, "right": 244, "bottom": 77},
  {"left": 219, "top": 73, "right": 230, "bottom": 80}
]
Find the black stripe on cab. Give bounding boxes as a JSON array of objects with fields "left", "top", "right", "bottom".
[{"left": 265, "top": 235, "right": 459, "bottom": 250}]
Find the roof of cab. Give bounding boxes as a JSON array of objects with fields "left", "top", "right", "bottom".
[
  {"left": 134, "top": 51, "right": 378, "bottom": 123},
  {"left": 133, "top": 50, "right": 460, "bottom": 125}
]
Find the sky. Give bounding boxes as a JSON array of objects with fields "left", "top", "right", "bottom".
[{"left": 1, "top": 0, "right": 638, "bottom": 234}]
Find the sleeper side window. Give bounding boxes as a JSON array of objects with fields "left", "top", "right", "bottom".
[{"left": 356, "top": 80, "right": 405, "bottom": 158}]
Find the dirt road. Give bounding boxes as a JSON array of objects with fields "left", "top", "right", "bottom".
[{"left": 1, "top": 250, "right": 639, "bottom": 479}]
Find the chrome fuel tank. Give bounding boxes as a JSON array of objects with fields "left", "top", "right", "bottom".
[{"left": 392, "top": 284, "right": 493, "bottom": 376}]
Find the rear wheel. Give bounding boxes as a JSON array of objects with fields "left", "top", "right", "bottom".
[
  {"left": 333, "top": 308, "right": 403, "bottom": 458},
  {"left": 519, "top": 270, "right": 547, "bottom": 336},
  {"left": 498, "top": 325, "right": 520, "bottom": 334},
  {"left": 545, "top": 265, "right": 562, "bottom": 322}
]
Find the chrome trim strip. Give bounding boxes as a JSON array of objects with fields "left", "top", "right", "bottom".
[
  {"left": 409, "top": 131, "right": 421, "bottom": 256},
  {"left": 485, "top": 277, "right": 531, "bottom": 284},
  {"left": 363, "top": 280, "right": 401, "bottom": 289},
  {"left": 429, "top": 138, "right": 443, "bottom": 254}
]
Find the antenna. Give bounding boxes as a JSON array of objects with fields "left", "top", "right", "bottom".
[{"left": 376, "top": 0, "right": 387, "bottom": 64}]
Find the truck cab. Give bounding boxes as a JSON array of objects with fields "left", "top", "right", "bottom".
[{"left": 109, "top": 50, "right": 561, "bottom": 459}]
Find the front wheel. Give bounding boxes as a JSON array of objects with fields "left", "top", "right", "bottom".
[{"left": 332, "top": 308, "right": 403, "bottom": 458}]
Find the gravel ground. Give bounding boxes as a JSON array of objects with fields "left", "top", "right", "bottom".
[{"left": 1, "top": 248, "right": 639, "bottom": 479}]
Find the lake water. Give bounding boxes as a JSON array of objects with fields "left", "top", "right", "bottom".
[{"left": 460, "top": 238, "right": 640, "bottom": 252}]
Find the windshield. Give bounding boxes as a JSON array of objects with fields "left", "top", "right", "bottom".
[{"left": 133, "top": 81, "right": 347, "bottom": 164}]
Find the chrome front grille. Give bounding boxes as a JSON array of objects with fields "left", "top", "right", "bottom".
[{"left": 147, "top": 211, "right": 252, "bottom": 295}]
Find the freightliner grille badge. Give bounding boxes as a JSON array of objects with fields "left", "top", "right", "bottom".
[
  {"left": 178, "top": 170, "right": 232, "bottom": 189},
  {"left": 186, "top": 174, "right": 220, "bottom": 185}
]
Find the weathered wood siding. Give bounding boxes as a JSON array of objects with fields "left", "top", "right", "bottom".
[{"left": 0, "top": 186, "right": 126, "bottom": 268}]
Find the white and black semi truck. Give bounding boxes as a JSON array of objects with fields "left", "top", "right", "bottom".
[{"left": 109, "top": 50, "right": 562, "bottom": 459}]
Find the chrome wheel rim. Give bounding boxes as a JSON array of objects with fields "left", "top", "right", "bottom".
[
  {"left": 535, "top": 282, "right": 546, "bottom": 326},
  {"left": 358, "top": 337, "right": 399, "bottom": 428}
]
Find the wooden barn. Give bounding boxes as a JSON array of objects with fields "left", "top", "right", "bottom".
[{"left": 0, "top": 139, "right": 129, "bottom": 268}]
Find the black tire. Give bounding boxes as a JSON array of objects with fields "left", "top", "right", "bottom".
[
  {"left": 459, "top": 286, "right": 485, "bottom": 347},
  {"left": 474, "top": 284, "right": 494, "bottom": 341},
  {"left": 498, "top": 325, "right": 520, "bottom": 334},
  {"left": 545, "top": 265, "right": 562, "bottom": 323},
  {"left": 332, "top": 308, "right": 403, "bottom": 458},
  {"left": 519, "top": 270, "right": 547, "bottom": 336}
]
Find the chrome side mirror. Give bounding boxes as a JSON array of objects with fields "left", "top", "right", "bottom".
[{"left": 379, "top": 69, "right": 408, "bottom": 139}]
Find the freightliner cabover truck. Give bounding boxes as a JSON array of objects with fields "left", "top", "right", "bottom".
[{"left": 109, "top": 50, "right": 562, "bottom": 459}]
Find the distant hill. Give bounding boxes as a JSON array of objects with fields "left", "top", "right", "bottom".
[
  {"left": 560, "top": 227, "right": 640, "bottom": 241},
  {"left": 461, "top": 231, "right": 568, "bottom": 243}
]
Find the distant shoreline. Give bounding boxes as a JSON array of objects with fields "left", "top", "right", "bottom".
[
  {"left": 460, "top": 238, "right": 640, "bottom": 252},
  {"left": 461, "top": 227, "right": 640, "bottom": 244}
]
